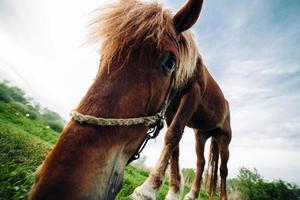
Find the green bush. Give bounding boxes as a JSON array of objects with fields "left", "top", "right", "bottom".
[
  {"left": 0, "top": 81, "right": 65, "bottom": 129},
  {"left": 10, "top": 102, "right": 29, "bottom": 115},
  {"left": 228, "top": 167, "right": 300, "bottom": 200},
  {"left": 8, "top": 86, "right": 28, "bottom": 104},
  {"left": 41, "top": 108, "right": 65, "bottom": 132},
  {"left": 0, "top": 87, "right": 14, "bottom": 102},
  {"left": 25, "top": 105, "right": 41, "bottom": 120},
  {"left": 41, "top": 108, "right": 64, "bottom": 122},
  {"left": 46, "top": 120, "right": 64, "bottom": 132},
  {"left": 0, "top": 81, "right": 28, "bottom": 104}
]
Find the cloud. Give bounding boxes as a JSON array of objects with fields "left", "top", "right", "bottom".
[{"left": 0, "top": 0, "right": 103, "bottom": 118}]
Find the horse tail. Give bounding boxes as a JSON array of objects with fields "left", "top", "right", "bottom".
[{"left": 208, "top": 137, "right": 219, "bottom": 198}]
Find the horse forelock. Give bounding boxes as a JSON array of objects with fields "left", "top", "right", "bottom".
[{"left": 89, "top": 0, "right": 198, "bottom": 89}]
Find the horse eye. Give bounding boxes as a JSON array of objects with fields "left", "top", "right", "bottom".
[
  {"left": 161, "top": 52, "right": 176, "bottom": 75},
  {"left": 165, "top": 57, "right": 176, "bottom": 70}
]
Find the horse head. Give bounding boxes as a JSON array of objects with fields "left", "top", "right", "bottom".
[{"left": 29, "top": 0, "right": 202, "bottom": 199}]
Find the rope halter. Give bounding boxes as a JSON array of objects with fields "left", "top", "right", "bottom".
[{"left": 70, "top": 110, "right": 161, "bottom": 127}]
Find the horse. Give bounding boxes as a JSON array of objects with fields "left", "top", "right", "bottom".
[{"left": 29, "top": 0, "right": 231, "bottom": 199}]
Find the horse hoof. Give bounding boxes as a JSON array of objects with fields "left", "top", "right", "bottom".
[
  {"left": 128, "top": 191, "right": 155, "bottom": 200},
  {"left": 183, "top": 191, "right": 197, "bottom": 200},
  {"left": 128, "top": 182, "right": 156, "bottom": 200},
  {"left": 165, "top": 190, "right": 180, "bottom": 200}
]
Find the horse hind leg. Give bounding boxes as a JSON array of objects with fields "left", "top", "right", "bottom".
[
  {"left": 218, "top": 112, "right": 232, "bottom": 200},
  {"left": 165, "top": 145, "right": 182, "bottom": 200},
  {"left": 184, "top": 129, "right": 208, "bottom": 200}
]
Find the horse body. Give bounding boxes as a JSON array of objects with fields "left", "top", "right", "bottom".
[
  {"left": 29, "top": 0, "right": 232, "bottom": 199},
  {"left": 168, "top": 60, "right": 228, "bottom": 131},
  {"left": 133, "top": 57, "right": 231, "bottom": 200},
  {"left": 166, "top": 60, "right": 232, "bottom": 200}
]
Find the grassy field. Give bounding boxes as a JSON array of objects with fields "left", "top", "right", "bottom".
[
  {"left": 0, "top": 102, "right": 214, "bottom": 200},
  {"left": 0, "top": 102, "right": 56, "bottom": 199}
]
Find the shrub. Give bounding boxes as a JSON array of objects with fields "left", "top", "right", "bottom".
[
  {"left": 0, "top": 82, "right": 28, "bottom": 104},
  {"left": 46, "top": 120, "right": 64, "bottom": 132},
  {"left": 229, "top": 167, "right": 300, "bottom": 200},
  {"left": 41, "top": 108, "right": 64, "bottom": 122},
  {"left": 10, "top": 102, "right": 28, "bottom": 115},
  {"left": 0, "top": 86, "right": 14, "bottom": 103},
  {"left": 25, "top": 105, "right": 41, "bottom": 120}
]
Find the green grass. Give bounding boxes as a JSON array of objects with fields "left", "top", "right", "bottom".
[
  {"left": 0, "top": 103, "right": 58, "bottom": 144},
  {"left": 0, "top": 103, "right": 54, "bottom": 199},
  {"left": 0, "top": 102, "right": 213, "bottom": 199}
]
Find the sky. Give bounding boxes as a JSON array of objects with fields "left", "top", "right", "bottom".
[{"left": 0, "top": 0, "right": 300, "bottom": 185}]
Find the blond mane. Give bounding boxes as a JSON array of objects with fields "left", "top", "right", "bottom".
[{"left": 89, "top": 0, "right": 198, "bottom": 89}]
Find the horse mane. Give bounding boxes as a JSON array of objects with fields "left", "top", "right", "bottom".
[{"left": 89, "top": 0, "right": 198, "bottom": 89}]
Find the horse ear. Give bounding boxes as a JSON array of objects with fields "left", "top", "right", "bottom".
[{"left": 173, "top": 0, "right": 204, "bottom": 33}]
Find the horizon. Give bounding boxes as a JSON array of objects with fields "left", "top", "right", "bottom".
[{"left": 0, "top": 0, "right": 299, "bottom": 185}]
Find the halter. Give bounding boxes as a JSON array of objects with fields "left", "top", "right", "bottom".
[{"left": 70, "top": 75, "right": 175, "bottom": 165}]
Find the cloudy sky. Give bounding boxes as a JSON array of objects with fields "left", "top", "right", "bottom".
[{"left": 0, "top": 0, "right": 299, "bottom": 185}]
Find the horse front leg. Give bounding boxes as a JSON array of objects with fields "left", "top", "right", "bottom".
[
  {"left": 219, "top": 144, "right": 229, "bottom": 200},
  {"left": 130, "top": 83, "right": 201, "bottom": 200},
  {"left": 165, "top": 146, "right": 182, "bottom": 200},
  {"left": 184, "top": 130, "right": 208, "bottom": 200}
]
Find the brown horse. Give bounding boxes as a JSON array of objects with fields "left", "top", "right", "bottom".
[{"left": 29, "top": 0, "right": 231, "bottom": 200}]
